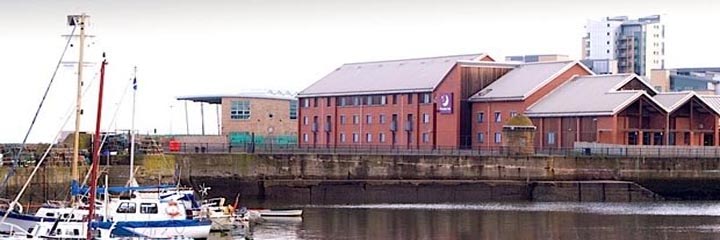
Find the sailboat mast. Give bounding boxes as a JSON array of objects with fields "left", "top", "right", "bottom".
[
  {"left": 87, "top": 55, "right": 107, "bottom": 239},
  {"left": 71, "top": 13, "right": 87, "bottom": 190},
  {"left": 130, "top": 66, "right": 137, "bottom": 183}
]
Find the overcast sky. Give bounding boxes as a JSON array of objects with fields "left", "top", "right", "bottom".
[{"left": 1, "top": 0, "right": 718, "bottom": 143}]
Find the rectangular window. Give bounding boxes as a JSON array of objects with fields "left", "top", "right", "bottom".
[
  {"left": 116, "top": 202, "right": 136, "bottom": 214},
  {"left": 379, "top": 114, "right": 386, "bottom": 124},
  {"left": 494, "top": 132, "right": 502, "bottom": 143},
  {"left": 353, "top": 133, "right": 359, "bottom": 143},
  {"left": 353, "top": 97, "right": 360, "bottom": 106},
  {"left": 340, "top": 133, "right": 346, "bottom": 143},
  {"left": 313, "top": 98, "right": 318, "bottom": 107},
  {"left": 303, "top": 98, "right": 310, "bottom": 108},
  {"left": 422, "top": 113, "right": 430, "bottom": 123},
  {"left": 477, "top": 112, "right": 485, "bottom": 123},
  {"left": 407, "top": 94, "right": 414, "bottom": 104},
  {"left": 303, "top": 116, "right": 308, "bottom": 125},
  {"left": 494, "top": 112, "right": 502, "bottom": 123},
  {"left": 510, "top": 111, "right": 517, "bottom": 118},
  {"left": 353, "top": 115, "right": 359, "bottom": 124},
  {"left": 422, "top": 133, "right": 430, "bottom": 143},
  {"left": 477, "top": 132, "right": 485, "bottom": 143},
  {"left": 339, "top": 97, "right": 347, "bottom": 106},
  {"left": 420, "top": 93, "right": 432, "bottom": 104},
  {"left": 340, "top": 115, "right": 346, "bottom": 125},
  {"left": 140, "top": 203, "right": 158, "bottom": 214},
  {"left": 379, "top": 133, "right": 386, "bottom": 142},
  {"left": 230, "top": 100, "right": 251, "bottom": 120},
  {"left": 366, "top": 115, "right": 372, "bottom": 124},
  {"left": 326, "top": 97, "right": 331, "bottom": 107},
  {"left": 547, "top": 132, "right": 556, "bottom": 145},
  {"left": 366, "top": 133, "right": 372, "bottom": 143},
  {"left": 380, "top": 96, "right": 387, "bottom": 105},
  {"left": 303, "top": 133, "right": 309, "bottom": 142},
  {"left": 392, "top": 94, "right": 398, "bottom": 104},
  {"left": 289, "top": 100, "right": 298, "bottom": 120}
]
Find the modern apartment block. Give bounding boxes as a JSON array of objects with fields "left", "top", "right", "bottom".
[
  {"left": 582, "top": 15, "right": 665, "bottom": 76},
  {"left": 505, "top": 54, "right": 569, "bottom": 63},
  {"left": 651, "top": 68, "right": 720, "bottom": 93}
]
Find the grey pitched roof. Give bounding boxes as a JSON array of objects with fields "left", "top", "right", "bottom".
[
  {"left": 526, "top": 74, "right": 665, "bottom": 117},
  {"left": 468, "top": 61, "right": 587, "bottom": 101},
  {"left": 177, "top": 90, "right": 297, "bottom": 104},
  {"left": 298, "top": 54, "right": 489, "bottom": 97},
  {"left": 700, "top": 95, "right": 720, "bottom": 113},
  {"left": 653, "top": 92, "right": 694, "bottom": 111}
]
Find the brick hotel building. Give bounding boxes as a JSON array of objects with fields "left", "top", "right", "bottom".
[{"left": 297, "top": 53, "right": 720, "bottom": 149}]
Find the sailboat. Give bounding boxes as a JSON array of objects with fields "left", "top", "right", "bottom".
[{"left": 0, "top": 14, "right": 212, "bottom": 239}]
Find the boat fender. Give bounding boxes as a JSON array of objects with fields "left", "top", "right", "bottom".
[{"left": 166, "top": 201, "right": 181, "bottom": 218}]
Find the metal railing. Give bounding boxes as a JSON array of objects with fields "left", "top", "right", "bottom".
[{"left": 164, "top": 142, "right": 720, "bottom": 158}]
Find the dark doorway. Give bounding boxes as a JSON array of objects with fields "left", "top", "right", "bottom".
[
  {"left": 704, "top": 134, "right": 714, "bottom": 146},
  {"left": 627, "top": 131, "right": 638, "bottom": 145},
  {"left": 653, "top": 132, "right": 664, "bottom": 145}
]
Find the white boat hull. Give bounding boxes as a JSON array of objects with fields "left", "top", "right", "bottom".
[
  {"left": 256, "top": 209, "right": 303, "bottom": 217},
  {"left": 0, "top": 210, "right": 53, "bottom": 234},
  {"left": 120, "top": 224, "right": 212, "bottom": 239}
]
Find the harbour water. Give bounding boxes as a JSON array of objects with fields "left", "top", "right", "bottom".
[{"left": 213, "top": 202, "right": 720, "bottom": 239}]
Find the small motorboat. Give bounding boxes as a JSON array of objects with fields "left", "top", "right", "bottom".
[{"left": 255, "top": 209, "right": 303, "bottom": 217}]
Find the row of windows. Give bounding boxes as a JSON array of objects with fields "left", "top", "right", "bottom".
[
  {"left": 476, "top": 111, "right": 517, "bottom": 123},
  {"left": 303, "top": 109, "right": 521, "bottom": 129},
  {"left": 475, "top": 132, "right": 502, "bottom": 144},
  {"left": 116, "top": 202, "right": 158, "bottom": 214},
  {"left": 230, "top": 100, "right": 251, "bottom": 120},
  {"left": 306, "top": 131, "right": 558, "bottom": 145},
  {"left": 230, "top": 100, "right": 298, "bottom": 120},
  {"left": 302, "top": 132, "right": 433, "bottom": 144},
  {"left": 303, "top": 113, "right": 431, "bottom": 125},
  {"left": 302, "top": 93, "right": 434, "bottom": 108}
]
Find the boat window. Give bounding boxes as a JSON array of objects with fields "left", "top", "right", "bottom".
[
  {"left": 117, "top": 202, "right": 137, "bottom": 214},
  {"left": 73, "top": 229, "right": 80, "bottom": 236},
  {"left": 140, "top": 203, "right": 158, "bottom": 214},
  {"left": 45, "top": 212, "right": 54, "bottom": 217}
]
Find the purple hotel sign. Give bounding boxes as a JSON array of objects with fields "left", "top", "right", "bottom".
[{"left": 438, "top": 93, "right": 453, "bottom": 114}]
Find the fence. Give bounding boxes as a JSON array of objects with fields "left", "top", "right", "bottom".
[
  {"left": 574, "top": 142, "right": 720, "bottom": 158},
  {"left": 163, "top": 142, "right": 720, "bottom": 158}
]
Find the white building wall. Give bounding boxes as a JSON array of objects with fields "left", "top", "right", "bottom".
[
  {"left": 644, "top": 22, "right": 665, "bottom": 76},
  {"left": 585, "top": 19, "right": 623, "bottom": 60}
]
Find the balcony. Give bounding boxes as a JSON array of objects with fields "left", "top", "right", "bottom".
[
  {"left": 390, "top": 121, "right": 398, "bottom": 132},
  {"left": 311, "top": 122, "right": 318, "bottom": 132}
]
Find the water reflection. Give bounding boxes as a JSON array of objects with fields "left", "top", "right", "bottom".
[{"left": 211, "top": 202, "right": 720, "bottom": 240}]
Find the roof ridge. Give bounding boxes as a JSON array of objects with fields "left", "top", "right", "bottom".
[
  {"left": 518, "top": 60, "right": 575, "bottom": 66},
  {"left": 656, "top": 91, "right": 693, "bottom": 95},
  {"left": 606, "top": 90, "right": 644, "bottom": 94},
  {"left": 575, "top": 73, "right": 633, "bottom": 78},
  {"left": 342, "top": 53, "right": 486, "bottom": 65}
]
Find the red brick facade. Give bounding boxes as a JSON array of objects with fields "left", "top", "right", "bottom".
[
  {"left": 299, "top": 54, "right": 720, "bottom": 149},
  {"left": 472, "top": 63, "right": 593, "bottom": 147},
  {"left": 297, "top": 56, "right": 510, "bottom": 149}
]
